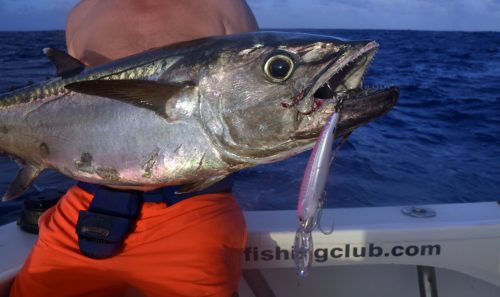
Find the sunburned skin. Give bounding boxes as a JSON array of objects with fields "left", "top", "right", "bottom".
[
  {"left": 65, "top": 0, "right": 258, "bottom": 191},
  {"left": 66, "top": 0, "right": 258, "bottom": 66}
]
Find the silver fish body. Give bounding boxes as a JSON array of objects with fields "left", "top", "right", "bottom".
[{"left": 0, "top": 32, "right": 399, "bottom": 200}]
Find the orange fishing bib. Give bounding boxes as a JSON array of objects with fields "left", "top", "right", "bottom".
[{"left": 11, "top": 185, "right": 247, "bottom": 297}]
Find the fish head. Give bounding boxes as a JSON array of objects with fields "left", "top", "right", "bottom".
[{"left": 196, "top": 32, "right": 399, "bottom": 164}]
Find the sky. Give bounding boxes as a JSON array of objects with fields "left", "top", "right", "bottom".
[{"left": 0, "top": 0, "right": 499, "bottom": 32}]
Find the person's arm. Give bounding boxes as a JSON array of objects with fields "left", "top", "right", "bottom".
[{"left": 218, "top": 0, "right": 258, "bottom": 34}]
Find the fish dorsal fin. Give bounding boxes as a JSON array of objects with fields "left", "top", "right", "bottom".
[
  {"left": 43, "top": 48, "right": 85, "bottom": 78},
  {"left": 65, "top": 80, "right": 185, "bottom": 118},
  {"left": 2, "top": 163, "right": 43, "bottom": 201}
]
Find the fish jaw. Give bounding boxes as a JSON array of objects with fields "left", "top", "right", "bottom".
[
  {"left": 291, "top": 40, "right": 399, "bottom": 141},
  {"left": 295, "top": 40, "right": 380, "bottom": 115},
  {"left": 337, "top": 87, "right": 399, "bottom": 135}
]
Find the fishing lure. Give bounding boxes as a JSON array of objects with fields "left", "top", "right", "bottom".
[{"left": 294, "top": 100, "right": 342, "bottom": 278}]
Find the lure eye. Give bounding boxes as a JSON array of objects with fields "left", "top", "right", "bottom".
[{"left": 264, "top": 54, "right": 294, "bottom": 82}]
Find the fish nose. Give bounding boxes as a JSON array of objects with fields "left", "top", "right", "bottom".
[{"left": 346, "top": 40, "right": 379, "bottom": 51}]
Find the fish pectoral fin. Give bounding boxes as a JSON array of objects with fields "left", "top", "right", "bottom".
[
  {"left": 175, "top": 176, "right": 228, "bottom": 194},
  {"left": 2, "top": 163, "right": 43, "bottom": 202},
  {"left": 65, "top": 80, "right": 185, "bottom": 119},
  {"left": 43, "top": 48, "right": 85, "bottom": 78}
]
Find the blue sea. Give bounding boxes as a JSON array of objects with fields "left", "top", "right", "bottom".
[{"left": 0, "top": 29, "right": 499, "bottom": 225}]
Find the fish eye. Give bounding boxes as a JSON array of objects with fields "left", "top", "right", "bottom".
[{"left": 264, "top": 54, "right": 294, "bottom": 82}]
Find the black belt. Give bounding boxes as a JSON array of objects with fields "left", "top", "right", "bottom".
[{"left": 75, "top": 178, "right": 233, "bottom": 259}]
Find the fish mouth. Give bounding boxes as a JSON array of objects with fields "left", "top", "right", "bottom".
[
  {"left": 294, "top": 40, "right": 399, "bottom": 139},
  {"left": 301, "top": 40, "right": 381, "bottom": 113}
]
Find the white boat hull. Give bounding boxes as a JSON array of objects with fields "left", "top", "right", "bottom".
[{"left": 2, "top": 202, "right": 500, "bottom": 296}]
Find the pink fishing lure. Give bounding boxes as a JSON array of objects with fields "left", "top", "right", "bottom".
[{"left": 294, "top": 110, "right": 341, "bottom": 277}]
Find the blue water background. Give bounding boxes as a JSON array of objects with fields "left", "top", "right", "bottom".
[{"left": 0, "top": 30, "right": 499, "bottom": 225}]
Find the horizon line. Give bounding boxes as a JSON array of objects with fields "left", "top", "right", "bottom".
[{"left": 0, "top": 27, "right": 499, "bottom": 34}]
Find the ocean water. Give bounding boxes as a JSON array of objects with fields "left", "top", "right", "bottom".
[{"left": 0, "top": 29, "right": 499, "bottom": 225}]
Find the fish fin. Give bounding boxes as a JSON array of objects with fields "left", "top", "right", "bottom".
[
  {"left": 176, "top": 176, "right": 228, "bottom": 194},
  {"left": 2, "top": 163, "right": 43, "bottom": 201},
  {"left": 65, "top": 80, "right": 184, "bottom": 118},
  {"left": 43, "top": 48, "right": 85, "bottom": 78}
]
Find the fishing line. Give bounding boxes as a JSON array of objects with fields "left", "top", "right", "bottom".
[{"left": 317, "top": 191, "right": 335, "bottom": 235}]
